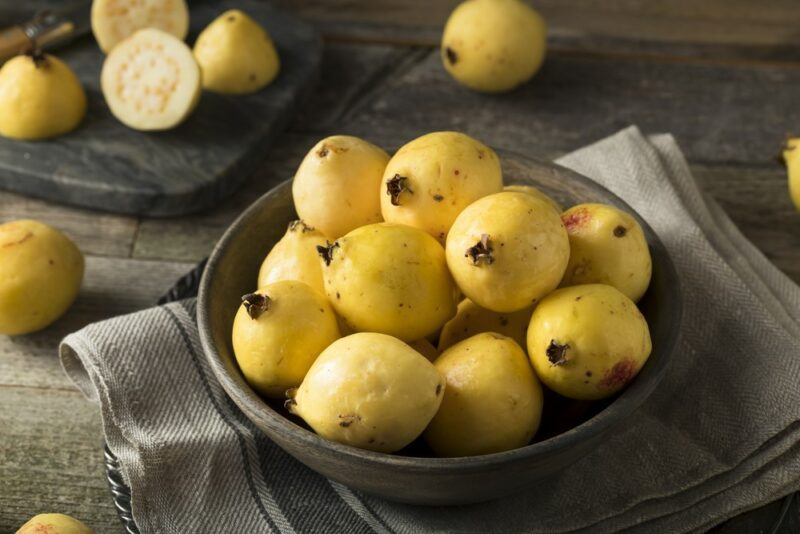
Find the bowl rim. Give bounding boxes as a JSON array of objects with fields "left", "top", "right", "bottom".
[{"left": 198, "top": 149, "right": 683, "bottom": 472}]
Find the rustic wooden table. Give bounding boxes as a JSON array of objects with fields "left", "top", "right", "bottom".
[{"left": 1, "top": 1, "right": 799, "bottom": 531}]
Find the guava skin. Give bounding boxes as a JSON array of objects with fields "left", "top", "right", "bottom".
[
  {"left": 0, "top": 220, "right": 84, "bottom": 336},
  {"left": 446, "top": 191, "right": 570, "bottom": 313},
  {"left": 527, "top": 284, "right": 652, "bottom": 400},
  {"left": 441, "top": 0, "right": 547, "bottom": 93},
  {"left": 232, "top": 280, "right": 341, "bottom": 398},
  {"left": 287, "top": 332, "right": 444, "bottom": 453},
  {"left": 16, "top": 513, "right": 92, "bottom": 534},
  {"left": 425, "top": 332, "right": 543, "bottom": 457},
  {"left": 380, "top": 131, "right": 502, "bottom": 243},
  {"left": 194, "top": 9, "right": 280, "bottom": 94},
  {"left": 257, "top": 220, "right": 328, "bottom": 295},
  {"left": 293, "top": 136, "right": 389, "bottom": 239},
  {"left": 0, "top": 54, "right": 86, "bottom": 140},
  {"left": 439, "top": 298, "right": 533, "bottom": 352},
  {"left": 321, "top": 222, "right": 459, "bottom": 341},
  {"left": 560, "top": 203, "right": 652, "bottom": 302}
]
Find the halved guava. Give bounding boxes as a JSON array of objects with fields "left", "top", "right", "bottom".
[
  {"left": 101, "top": 28, "right": 201, "bottom": 131},
  {"left": 91, "top": 0, "right": 189, "bottom": 53}
]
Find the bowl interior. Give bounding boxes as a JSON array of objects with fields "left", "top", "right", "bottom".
[{"left": 198, "top": 151, "right": 681, "bottom": 469}]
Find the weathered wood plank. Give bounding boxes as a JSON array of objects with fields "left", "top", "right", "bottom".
[
  {"left": 132, "top": 133, "right": 311, "bottom": 262},
  {"left": 342, "top": 49, "right": 799, "bottom": 166},
  {"left": 0, "top": 191, "right": 137, "bottom": 258},
  {"left": 8, "top": 0, "right": 800, "bottom": 59},
  {"left": 293, "top": 42, "right": 422, "bottom": 131},
  {"left": 693, "top": 165, "right": 800, "bottom": 283},
  {"left": 0, "top": 387, "right": 119, "bottom": 533},
  {"left": 0, "top": 256, "right": 194, "bottom": 390},
  {"left": 274, "top": 0, "right": 800, "bottom": 59},
  {"left": 648, "top": 163, "right": 792, "bottom": 279}
]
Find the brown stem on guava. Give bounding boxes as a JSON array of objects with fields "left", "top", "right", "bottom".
[
  {"left": 386, "top": 174, "right": 413, "bottom": 206},
  {"left": 465, "top": 234, "right": 494, "bottom": 265},
  {"left": 27, "top": 48, "right": 48, "bottom": 68},
  {"left": 613, "top": 225, "right": 627, "bottom": 237},
  {"left": 242, "top": 292, "right": 271, "bottom": 319},
  {"left": 316, "top": 241, "right": 339, "bottom": 266},
  {"left": 546, "top": 340, "right": 570, "bottom": 366}
]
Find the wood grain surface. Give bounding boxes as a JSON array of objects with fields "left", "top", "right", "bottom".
[
  {"left": 1, "top": 0, "right": 799, "bottom": 531},
  {"left": 273, "top": 0, "right": 800, "bottom": 59}
]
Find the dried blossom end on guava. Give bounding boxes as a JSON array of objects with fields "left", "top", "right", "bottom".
[
  {"left": 465, "top": 234, "right": 494, "bottom": 265},
  {"left": 546, "top": 340, "right": 570, "bottom": 366},
  {"left": 317, "top": 241, "right": 340, "bottom": 266},
  {"left": 386, "top": 174, "right": 413, "bottom": 206},
  {"left": 242, "top": 292, "right": 271, "bottom": 319}
]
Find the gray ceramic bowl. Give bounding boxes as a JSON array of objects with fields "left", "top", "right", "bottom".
[{"left": 198, "top": 151, "right": 682, "bottom": 505}]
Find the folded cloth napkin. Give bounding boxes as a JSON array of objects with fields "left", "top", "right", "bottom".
[{"left": 60, "top": 126, "right": 800, "bottom": 533}]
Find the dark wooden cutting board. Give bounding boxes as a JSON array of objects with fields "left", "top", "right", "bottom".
[{"left": 0, "top": 0, "right": 320, "bottom": 216}]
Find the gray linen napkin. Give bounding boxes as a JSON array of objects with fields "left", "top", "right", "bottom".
[{"left": 60, "top": 127, "right": 800, "bottom": 533}]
